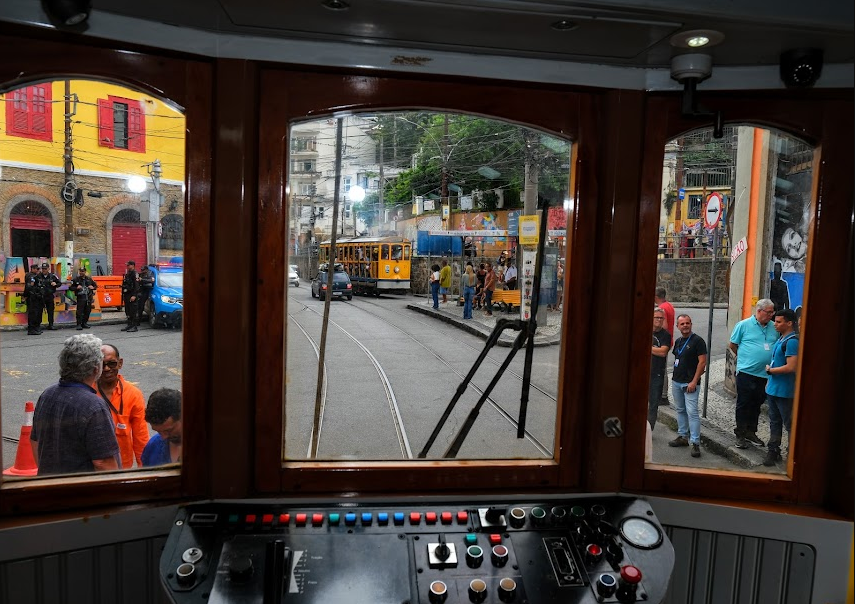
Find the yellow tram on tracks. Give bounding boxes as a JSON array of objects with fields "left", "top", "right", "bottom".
[{"left": 319, "top": 236, "right": 411, "bottom": 296}]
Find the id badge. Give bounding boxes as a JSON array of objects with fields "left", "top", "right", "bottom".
[
  {"left": 764, "top": 343, "right": 771, "bottom": 350},
  {"left": 117, "top": 423, "right": 127, "bottom": 430},
  {"left": 674, "top": 359, "right": 680, "bottom": 367}
]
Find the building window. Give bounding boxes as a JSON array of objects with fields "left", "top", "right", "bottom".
[
  {"left": 4, "top": 84, "right": 53, "bottom": 142},
  {"left": 290, "top": 137, "right": 316, "bottom": 152},
  {"left": 98, "top": 95, "right": 145, "bottom": 152},
  {"left": 687, "top": 194, "right": 703, "bottom": 219},
  {"left": 343, "top": 176, "right": 352, "bottom": 194},
  {"left": 160, "top": 213, "right": 184, "bottom": 250}
]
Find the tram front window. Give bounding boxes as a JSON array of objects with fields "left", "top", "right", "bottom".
[
  {"left": 0, "top": 78, "right": 186, "bottom": 479},
  {"left": 285, "top": 111, "right": 572, "bottom": 461}
]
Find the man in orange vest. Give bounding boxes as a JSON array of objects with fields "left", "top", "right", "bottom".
[{"left": 97, "top": 344, "right": 149, "bottom": 469}]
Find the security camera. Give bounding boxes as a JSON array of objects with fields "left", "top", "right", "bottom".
[
  {"left": 670, "top": 53, "right": 713, "bottom": 83},
  {"left": 780, "top": 49, "right": 823, "bottom": 88}
]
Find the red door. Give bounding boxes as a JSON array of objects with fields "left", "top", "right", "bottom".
[
  {"left": 10, "top": 213, "right": 52, "bottom": 257},
  {"left": 112, "top": 223, "right": 147, "bottom": 275}
]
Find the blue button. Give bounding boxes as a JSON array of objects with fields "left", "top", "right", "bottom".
[
  {"left": 345, "top": 513, "right": 357, "bottom": 526},
  {"left": 393, "top": 512, "right": 405, "bottom": 525},
  {"left": 378, "top": 513, "right": 389, "bottom": 524},
  {"left": 361, "top": 513, "right": 373, "bottom": 525}
]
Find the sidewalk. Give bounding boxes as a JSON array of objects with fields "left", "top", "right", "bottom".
[
  {"left": 408, "top": 295, "right": 785, "bottom": 471},
  {"left": 0, "top": 309, "right": 133, "bottom": 332}
]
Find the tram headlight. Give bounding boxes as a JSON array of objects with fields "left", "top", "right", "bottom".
[{"left": 394, "top": 266, "right": 400, "bottom": 273}]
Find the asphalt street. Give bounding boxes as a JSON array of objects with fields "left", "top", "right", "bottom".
[{"left": 1, "top": 310, "right": 182, "bottom": 468}]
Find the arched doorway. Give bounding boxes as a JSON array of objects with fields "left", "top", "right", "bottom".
[
  {"left": 111, "top": 208, "right": 147, "bottom": 274},
  {"left": 10, "top": 200, "right": 52, "bottom": 258}
]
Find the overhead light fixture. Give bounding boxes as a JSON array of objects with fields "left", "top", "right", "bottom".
[
  {"left": 41, "top": 0, "right": 92, "bottom": 27},
  {"left": 551, "top": 20, "right": 577, "bottom": 31},
  {"left": 322, "top": 0, "right": 350, "bottom": 10},
  {"left": 670, "top": 29, "right": 724, "bottom": 50}
]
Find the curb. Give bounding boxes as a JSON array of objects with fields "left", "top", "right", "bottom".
[
  {"left": 657, "top": 405, "right": 770, "bottom": 469},
  {"left": 406, "top": 303, "right": 560, "bottom": 347}
]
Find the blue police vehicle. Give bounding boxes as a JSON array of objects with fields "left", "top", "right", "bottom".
[{"left": 146, "top": 261, "right": 183, "bottom": 328}]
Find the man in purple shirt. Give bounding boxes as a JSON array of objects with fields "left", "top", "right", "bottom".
[{"left": 31, "top": 334, "right": 120, "bottom": 475}]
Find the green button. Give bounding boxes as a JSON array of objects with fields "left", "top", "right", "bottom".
[
  {"left": 465, "top": 533, "right": 478, "bottom": 545},
  {"left": 228, "top": 514, "right": 239, "bottom": 523},
  {"left": 329, "top": 513, "right": 340, "bottom": 525}
]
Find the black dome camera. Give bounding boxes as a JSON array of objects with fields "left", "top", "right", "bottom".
[{"left": 780, "top": 49, "right": 824, "bottom": 88}]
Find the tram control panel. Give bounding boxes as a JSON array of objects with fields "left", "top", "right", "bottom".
[{"left": 160, "top": 495, "right": 674, "bottom": 604}]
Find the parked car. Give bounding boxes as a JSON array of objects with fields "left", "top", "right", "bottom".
[
  {"left": 290, "top": 264, "right": 300, "bottom": 278},
  {"left": 146, "top": 263, "right": 183, "bottom": 328},
  {"left": 288, "top": 267, "right": 300, "bottom": 287},
  {"left": 311, "top": 264, "right": 352, "bottom": 301}
]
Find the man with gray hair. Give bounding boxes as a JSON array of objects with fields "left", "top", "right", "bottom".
[
  {"left": 30, "top": 334, "right": 120, "bottom": 475},
  {"left": 729, "top": 298, "right": 779, "bottom": 449}
]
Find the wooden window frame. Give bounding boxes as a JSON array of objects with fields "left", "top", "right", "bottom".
[
  {"left": 256, "top": 68, "right": 596, "bottom": 497},
  {"left": 4, "top": 83, "right": 53, "bottom": 142},
  {"left": 622, "top": 92, "right": 853, "bottom": 508},
  {"left": 0, "top": 34, "right": 212, "bottom": 517}
]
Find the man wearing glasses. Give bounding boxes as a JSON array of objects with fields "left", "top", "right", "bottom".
[
  {"left": 729, "top": 299, "right": 779, "bottom": 449},
  {"left": 97, "top": 344, "right": 148, "bottom": 469},
  {"left": 649, "top": 307, "right": 672, "bottom": 430}
]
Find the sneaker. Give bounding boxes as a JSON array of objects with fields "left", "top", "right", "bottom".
[
  {"left": 127, "top": 326, "right": 138, "bottom": 333},
  {"left": 668, "top": 436, "right": 689, "bottom": 447},
  {"left": 762, "top": 450, "right": 782, "bottom": 467},
  {"left": 121, "top": 326, "right": 130, "bottom": 332},
  {"left": 48, "top": 325, "right": 58, "bottom": 330},
  {"left": 735, "top": 437, "right": 749, "bottom": 449},
  {"left": 76, "top": 325, "right": 84, "bottom": 330},
  {"left": 691, "top": 444, "right": 701, "bottom": 458},
  {"left": 745, "top": 432, "right": 765, "bottom": 446}
]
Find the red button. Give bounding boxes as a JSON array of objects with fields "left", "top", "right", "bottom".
[
  {"left": 425, "top": 512, "right": 437, "bottom": 524},
  {"left": 295, "top": 513, "right": 307, "bottom": 525},
  {"left": 409, "top": 512, "right": 421, "bottom": 525},
  {"left": 312, "top": 513, "right": 324, "bottom": 526},
  {"left": 279, "top": 513, "right": 290, "bottom": 525},
  {"left": 441, "top": 512, "right": 453, "bottom": 524},
  {"left": 262, "top": 514, "right": 274, "bottom": 525},
  {"left": 587, "top": 544, "right": 602, "bottom": 556},
  {"left": 620, "top": 565, "right": 642, "bottom": 584},
  {"left": 489, "top": 534, "right": 502, "bottom": 545},
  {"left": 457, "top": 511, "right": 469, "bottom": 524},
  {"left": 245, "top": 514, "right": 257, "bottom": 523}
]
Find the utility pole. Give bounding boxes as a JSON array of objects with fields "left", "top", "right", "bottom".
[
  {"left": 441, "top": 114, "right": 449, "bottom": 230},
  {"left": 378, "top": 134, "right": 384, "bottom": 234},
  {"left": 62, "top": 80, "right": 75, "bottom": 260},
  {"left": 143, "top": 159, "right": 163, "bottom": 264}
]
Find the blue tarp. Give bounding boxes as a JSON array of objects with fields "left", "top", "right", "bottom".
[{"left": 417, "top": 232, "right": 463, "bottom": 256}]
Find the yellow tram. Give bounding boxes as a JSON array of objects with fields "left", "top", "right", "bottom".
[{"left": 319, "top": 236, "right": 411, "bottom": 296}]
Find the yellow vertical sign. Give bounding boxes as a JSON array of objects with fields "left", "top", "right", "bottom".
[{"left": 519, "top": 215, "right": 539, "bottom": 245}]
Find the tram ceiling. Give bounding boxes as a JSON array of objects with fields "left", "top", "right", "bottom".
[{"left": 3, "top": 0, "right": 852, "bottom": 81}]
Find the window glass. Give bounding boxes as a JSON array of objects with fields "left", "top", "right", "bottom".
[
  {"left": 648, "top": 126, "right": 811, "bottom": 475},
  {"left": 0, "top": 79, "right": 185, "bottom": 479},
  {"left": 286, "top": 112, "right": 571, "bottom": 461}
]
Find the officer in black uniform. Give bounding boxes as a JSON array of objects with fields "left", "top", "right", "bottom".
[
  {"left": 23, "top": 264, "right": 44, "bottom": 335},
  {"left": 70, "top": 266, "right": 97, "bottom": 329},
  {"left": 38, "top": 262, "right": 61, "bottom": 330},
  {"left": 137, "top": 264, "right": 155, "bottom": 324},
  {"left": 121, "top": 260, "right": 140, "bottom": 333}
]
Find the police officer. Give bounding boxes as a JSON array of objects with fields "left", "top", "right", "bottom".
[
  {"left": 137, "top": 264, "right": 154, "bottom": 324},
  {"left": 122, "top": 260, "right": 140, "bottom": 333},
  {"left": 38, "top": 262, "right": 61, "bottom": 330},
  {"left": 23, "top": 264, "right": 44, "bottom": 335},
  {"left": 70, "top": 266, "right": 97, "bottom": 330}
]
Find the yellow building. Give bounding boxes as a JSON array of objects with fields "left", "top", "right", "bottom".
[{"left": 0, "top": 79, "right": 185, "bottom": 273}]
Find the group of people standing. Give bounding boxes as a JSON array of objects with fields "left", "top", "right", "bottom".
[
  {"left": 429, "top": 253, "right": 518, "bottom": 319},
  {"left": 22, "top": 260, "right": 154, "bottom": 334},
  {"left": 649, "top": 288, "right": 799, "bottom": 467},
  {"left": 30, "top": 334, "right": 183, "bottom": 475}
]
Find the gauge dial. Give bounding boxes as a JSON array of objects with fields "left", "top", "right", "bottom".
[{"left": 620, "top": 517, "right": 663, "bottom": 549}]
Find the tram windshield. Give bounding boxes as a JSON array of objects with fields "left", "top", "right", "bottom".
[{"left": 286, "top": 111, "right": 572, "bottom": 461}]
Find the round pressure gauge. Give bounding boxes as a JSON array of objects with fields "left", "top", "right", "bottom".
[{"left": 619, "top": 517, "right": 663, "bottom": 549}]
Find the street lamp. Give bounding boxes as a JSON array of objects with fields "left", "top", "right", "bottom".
[{"left": 127, "top": 175, "right": 147, "bottom": 193}]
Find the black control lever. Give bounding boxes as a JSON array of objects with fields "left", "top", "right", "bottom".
[{"left": 263, "top": 539, "right": 291, "bottom": 604}]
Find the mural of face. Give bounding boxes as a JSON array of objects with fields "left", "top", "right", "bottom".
[{"left": 782, "top": 227, "right": 806, "bottom": 260}]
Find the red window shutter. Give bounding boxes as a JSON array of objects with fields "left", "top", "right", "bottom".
[
  {"left": 128, "top": 101, "right": 146, "bottom": 153},
  {"left": 5, "top": 86, "right": 53, "bottom": 142},
  {"left": 98, "top": 99, "right": 114, "bottom": 148},
  {"left": 29, "top": 85, "right": 51, "bottom": 140}
]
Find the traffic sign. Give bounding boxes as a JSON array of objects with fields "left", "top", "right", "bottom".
[
  {"left": 678, "top": 188, "right": 685, "bottom": 200},
  {"left": 704, "top": 192, "right": 723, "bottom": 229}
]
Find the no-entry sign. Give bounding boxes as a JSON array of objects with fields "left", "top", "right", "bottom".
[{"left": 704, "top": 192, "right": 723, "bottom": 229}]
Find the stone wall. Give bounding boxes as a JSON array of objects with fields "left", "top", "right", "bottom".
[{"left": 656, "top": 258, "right": 729, "bottom": 303}]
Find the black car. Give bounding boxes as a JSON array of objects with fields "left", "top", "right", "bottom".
[{"left": 311, "top": 264, "right": 353, "bottom": 301}]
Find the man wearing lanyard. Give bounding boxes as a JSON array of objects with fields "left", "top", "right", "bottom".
[
  {"left": 763, "top": 309, "right": 799, "bottom": 467},
  {"left": 668, "top": 314, "right": 707, "bottom": 458},
  {"left": 98, "top": 344, "right": 149, "bottom": 469},
  {"left": 729, "top": 299, "right": 778, "bottom": 449}
]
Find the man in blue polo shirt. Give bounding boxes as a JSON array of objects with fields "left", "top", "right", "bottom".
[
  {"left": 729, "top": 298, "right": 778, "bottom": 449},
  {"left": 763, "top": 309, "right": 799, "bottom": 466}
]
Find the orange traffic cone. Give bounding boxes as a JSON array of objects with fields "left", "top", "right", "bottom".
[{"left": 3, "top": 401, "right": 38, "bottom": 476}]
